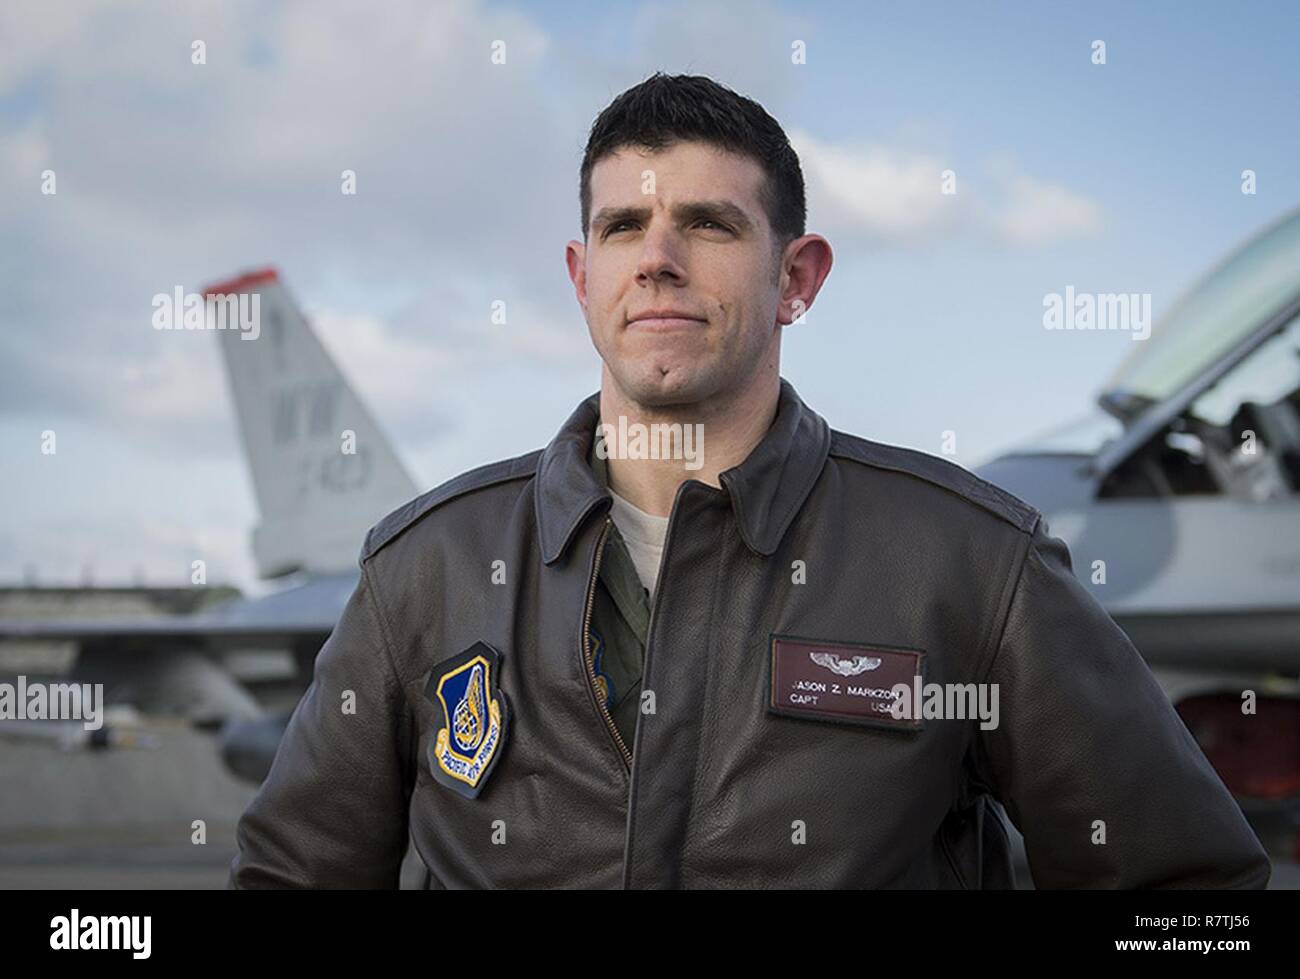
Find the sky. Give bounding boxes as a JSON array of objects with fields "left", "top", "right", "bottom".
[{"left": 1, "top": 0, "right": 1297, "bottom": 591}]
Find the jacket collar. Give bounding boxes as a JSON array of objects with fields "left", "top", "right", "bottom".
[{"left": 535, "top": 377, "right": 831, "bottom": 564}]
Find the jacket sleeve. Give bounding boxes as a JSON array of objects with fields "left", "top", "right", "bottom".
[
  {"left": 228, "top": 557, "right": 415, "bottom": 888},
  {"left": 970, "top": 516, "right": 1271, "bottom": 889}
]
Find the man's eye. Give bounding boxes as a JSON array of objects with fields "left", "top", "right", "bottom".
[{"left": 605, "top": 218, "right": 729, "bottom": 236}]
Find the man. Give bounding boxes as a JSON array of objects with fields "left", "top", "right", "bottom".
[{"left": 229, "top": 73, "right": 1270, "bottom": 889}]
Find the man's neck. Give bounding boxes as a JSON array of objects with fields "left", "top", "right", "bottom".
[{"left": 597, "top": 367, "right": 780, "bottom": 518}]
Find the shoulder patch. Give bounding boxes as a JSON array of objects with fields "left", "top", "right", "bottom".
[
  {"left": 828, "top": 430, "right": 1040, "bottom": 534},
  {"left": 362, "top": 449, "right": 543, "bottom": 562}
]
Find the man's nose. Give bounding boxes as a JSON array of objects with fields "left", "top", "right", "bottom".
[{"left": 635, "top": 223, "right": 687, "bottom": 284}]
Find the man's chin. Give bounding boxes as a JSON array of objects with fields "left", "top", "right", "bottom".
[{"left": 614, "top": 365, "right": 714, "bottom": 408}]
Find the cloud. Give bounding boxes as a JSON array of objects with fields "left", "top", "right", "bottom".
[
  {"left": 791, "top": 129, "right": 959, "bottom": 241},
  {"left": 0, "top": 0, "right": 575, "bottom": 441},
  {"left": 0, "top": 0, "right": 117, "bottom": 90},
  {"left": 991, "top": 173, "right": 1103, "bottom": 244},
  {"left": 0, "top": 0, "right": 591, "bottom": 585},
  {"left": 789, "top": 128, "right": 1101, "bottom": 247}
]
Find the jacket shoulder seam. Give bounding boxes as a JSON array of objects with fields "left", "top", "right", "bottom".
[
  {"left": 362, "top": 449, "right": 542, "bottom": 562},
  {"left": 358, "top": 559, "right": 419, "bottom": 804},
  {"left": 358, "top": 559, "right": 411, "bottom": 729},
  {"left": 827, "top": 430, "right": 1040, "bottom": 533},
  {"left": 965, "top": 521, "right": 1038, "bottom": 802},
  {"left": 978, "top": 519, "right": 1039, "bottom": 685}
]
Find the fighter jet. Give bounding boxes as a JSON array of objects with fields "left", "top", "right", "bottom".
[
  {"left": 0, "top": 269, "right": 418, "bottom": 778},
  {"left": 977, "top": 206, "right": 1300, "bottom": 860}
]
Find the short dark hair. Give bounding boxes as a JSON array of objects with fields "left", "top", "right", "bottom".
[{"left": 579, "top": 73, "right": 806, "bottom": 259}]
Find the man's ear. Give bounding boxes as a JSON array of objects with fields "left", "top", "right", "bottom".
[
  {"left": 777, "top": 234, "right": 833, "bottom": 326},
  {"left": 566, "top": 239, "right": 588, "bottom": 313}
]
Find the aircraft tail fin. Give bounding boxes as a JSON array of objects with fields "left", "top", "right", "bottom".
[{"left": 205, "top": 268, "right": 419, "bottom": 578}]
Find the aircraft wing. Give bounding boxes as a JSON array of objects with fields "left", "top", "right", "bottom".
[{"left": 0, "top": 573, "right": 356, "bottom": 645}]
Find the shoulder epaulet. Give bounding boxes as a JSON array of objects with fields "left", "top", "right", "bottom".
[
  {"left": 828, "top": 430, "right": 1040, "bottom": 534},
  {"left": 362, "top": 449, "right": 544, "bottom": 562}
]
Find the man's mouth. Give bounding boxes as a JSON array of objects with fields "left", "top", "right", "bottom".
[{"left": 627, "top": 309, "right": 707, "bottom": 332}]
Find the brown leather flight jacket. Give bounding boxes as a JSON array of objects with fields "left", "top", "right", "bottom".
[{"left": 229, "top": 378, "right": 1271, "bottom": 889}]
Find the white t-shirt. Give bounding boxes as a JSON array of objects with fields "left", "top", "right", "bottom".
[{"left": 607, "top": 487, "right": 670, "bottom": 602}]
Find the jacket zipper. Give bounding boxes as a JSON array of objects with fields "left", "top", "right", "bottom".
[{"left": 583, "top": 516, "right": 633, "bottom": 769}]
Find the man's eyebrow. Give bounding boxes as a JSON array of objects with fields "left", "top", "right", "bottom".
[
  {"left": 590, "top": 199, "right": 756, "bottom": 234},
  {"left": 591, "top": 204, "right": 652, "bottom": 234},
  {"left": 675, "top": 199, "right": 755, "bottom": 231}
]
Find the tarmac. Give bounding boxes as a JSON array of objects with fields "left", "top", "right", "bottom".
[{"left": 2, "top": 718, "right": 1295, "bottom": 890}]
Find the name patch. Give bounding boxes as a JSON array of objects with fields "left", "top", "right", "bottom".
[{"left": 768, "top": 634, "right": 925, "bottom": 731}]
